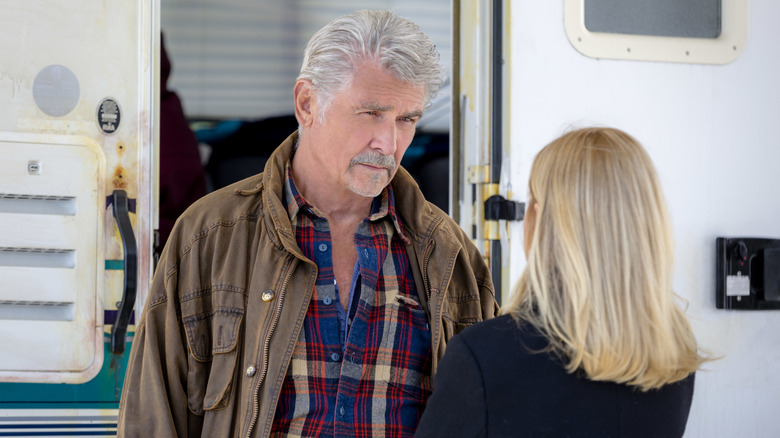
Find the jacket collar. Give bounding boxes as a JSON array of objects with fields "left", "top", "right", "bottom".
[
  {"left": 249, "top": 130, "right": 448, "bottom": 252},
  {"left": 390, "top": 165, "right": 444, "bottom": 244},
  {"left": 281, "top": 161, "right": 409, "bottom": 244}
]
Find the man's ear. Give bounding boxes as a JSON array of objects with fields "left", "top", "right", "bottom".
[{"left": 294, "top": 79, "right": 315, "bottom": 128}]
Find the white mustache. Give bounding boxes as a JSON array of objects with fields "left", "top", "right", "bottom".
[{"left": 350, "top": 151, "right": 395, "bottom": 170}]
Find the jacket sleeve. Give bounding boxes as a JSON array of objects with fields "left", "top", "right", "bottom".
[
  {"left": 117, "top": 245, "right": 203, "bottom": 437},
  {"left": 415, "top": 334, "right": 487, "bottom": 438},
  {"left": 455, "top": 222, "right": 499, "bottom": 321},
  {"left": 429, "top": 222, "right": 499, "bottom": 373},
  {"left": 468, "top": 240, "right": 500, "bottom": 321}
]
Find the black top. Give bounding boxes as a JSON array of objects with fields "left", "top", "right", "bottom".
[{"left": 415, "top": 314, "right": 695, "bottom": 438}]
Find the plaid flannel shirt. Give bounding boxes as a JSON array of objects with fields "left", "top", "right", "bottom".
[{"left": 271, "top": 164, "right": 432, "bottom": 437}]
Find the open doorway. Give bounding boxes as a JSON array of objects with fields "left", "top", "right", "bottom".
[{"left": 160, "top": 1, "right": 453, "bottom": 211}]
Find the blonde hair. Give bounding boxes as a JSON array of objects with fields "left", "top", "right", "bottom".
[{"left": 507, "top": 127, "right": 706, "bottom": 391}]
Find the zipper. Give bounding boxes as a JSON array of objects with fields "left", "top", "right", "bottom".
[{"left": 245, "top": 256, "right": 296, "bottom": 438}]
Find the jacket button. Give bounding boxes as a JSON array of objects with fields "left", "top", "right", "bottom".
[
  {"left": 262, "top": 290, "right": 275, "bottom": 302},
  {"left": 245, "top": 366, "right": 256, "bottom": 377}
]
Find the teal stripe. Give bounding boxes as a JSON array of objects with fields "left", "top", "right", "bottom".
[{"left": 104, "top": 260, "right": 123, "bottom": 270}]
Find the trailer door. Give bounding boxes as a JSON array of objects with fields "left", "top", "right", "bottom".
[{"left": 0, "top": 2, "right": 157, "bottom": 433}]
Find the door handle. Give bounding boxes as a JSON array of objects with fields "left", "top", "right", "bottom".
[{"left": 110, "top": 189, "right": 137, "bottom": 354}]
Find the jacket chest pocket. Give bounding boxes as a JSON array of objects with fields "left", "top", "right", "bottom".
[
  {"left": 378, "top": 295, "right": 433, "bottom": 398},
  {"left": 183, "top": 307, "right": 244, "bottom": 414}
]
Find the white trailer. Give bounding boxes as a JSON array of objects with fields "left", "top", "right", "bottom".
[
  {"left": 0, "top": 1, "right": 158, "bottom": 435},
  {"left": 1, "top": 1, "right": 777, "bottom": 437},
  {"left": 458, "top": 1, "right": 779, "bottom": 436}
]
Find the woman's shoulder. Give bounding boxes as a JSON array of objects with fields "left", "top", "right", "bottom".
[
  {"left": 456, "top": 314, "right": 548, "bottom": 355},
  {"left": 460, "top": 313, "right": 539, "bottom": 335},
  {"left": 461, "top": 313, "right": 516, "bottom": 333}
]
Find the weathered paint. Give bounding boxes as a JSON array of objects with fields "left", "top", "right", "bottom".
[
  {"left": 0, "top": 335, "right": 132, "bottom": 405},
  {"left": 457, "top": 0, "right": 495, "bottom": 253},
  {"left": 0, "top": 132, "right": 106, "bottom": 383},
  {"left": 112, "top": 166, "right": 128, "bottom": 190},
  {"left": 460, "top": 0, "right": 481, "bottom": 113},
  {"left": 0, "top": 0, "right": 157, "bottom": 394}
]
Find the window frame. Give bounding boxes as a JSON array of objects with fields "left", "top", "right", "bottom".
[{"left": 564, "top": 0, "right": 749, "bottom": 64}]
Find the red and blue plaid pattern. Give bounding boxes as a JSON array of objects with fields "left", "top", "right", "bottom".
[{"left": 271, "top": 165, "right": 432, "bottom": 437}]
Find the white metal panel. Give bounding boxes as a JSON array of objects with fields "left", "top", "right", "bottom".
[
  {"left": 508, "top": 1, "right": 779, "bottom": 436},
  {"left": 0, "top": 0, "right": 158, "bottom": 384},
  {"left": 0, "top": 267, "right": 79, "bottom": 304},
  {"left": 0, "top": 134, "right": 104, "bottom": 381},
  {"left": 3, "top": 321, "right": 96, "bottom": 372},
  {"left": 0, "top": 216, "right": 80, "bottom": 249}
]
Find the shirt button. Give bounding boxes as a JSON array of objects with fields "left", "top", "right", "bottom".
[
  {"left": 331, "top": 352, "right": 340, "bottom": 361},
  {"left": 261, "top": 290, "right": 275, "bottom": 302},
  {"left": 339, "top": 406, "right": 345, "bottom": 416},
  {"left": 245, "top": 366, "right": 256, "bottom": 377},
  {"left": 323, "top": 296, "right": 332, "bottom": 305},
  {"left": 318, "top": 243, "right": 328, "bottom": 252}
]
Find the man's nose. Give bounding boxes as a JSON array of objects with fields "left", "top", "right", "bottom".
[{"left": 371, "top": 119, "right": 397, "bottom": 156}]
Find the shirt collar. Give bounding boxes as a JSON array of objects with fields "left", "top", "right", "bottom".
[{"left": 283, "top": 160, "right": 409, "bottom": 244}]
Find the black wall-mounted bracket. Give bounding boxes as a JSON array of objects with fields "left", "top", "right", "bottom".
[
  {"left": 484, "top": 195, "right": 525, "bottom": 222},
  {"left": 716, "top": 237, "right": 780, "bottom": 310}
]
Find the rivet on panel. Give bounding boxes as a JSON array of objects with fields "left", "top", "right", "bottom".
[{"left": 27, "top": 160, "right": 42, "bottom": 175}]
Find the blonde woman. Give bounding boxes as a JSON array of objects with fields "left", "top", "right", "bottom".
[{"left": 415, "top": 127, "right": 707, "bottom": 437}]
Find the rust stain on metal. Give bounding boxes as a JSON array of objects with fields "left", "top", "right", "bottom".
[
  {"left": 112, "top": 166, "right": 128, "bottom": 189},
  {"left": 110, "top": 354, "right": 122, "bottom": 400}
]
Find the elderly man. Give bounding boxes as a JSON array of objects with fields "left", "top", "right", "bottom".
[{"left": 118, "top": 9, "right": 497, "bottom": 437}]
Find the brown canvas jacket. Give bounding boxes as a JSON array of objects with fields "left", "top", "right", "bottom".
[{"left": 117, "top": 132, "right": 497, "bottom": 437}]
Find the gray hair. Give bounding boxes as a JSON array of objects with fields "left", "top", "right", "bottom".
[{"left": 298, "top": 9, "right": 444, "bottom": 117}]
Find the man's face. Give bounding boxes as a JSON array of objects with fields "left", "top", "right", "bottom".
[{"left": 308, "top": 62, "right": 425, "bottom": 198}]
